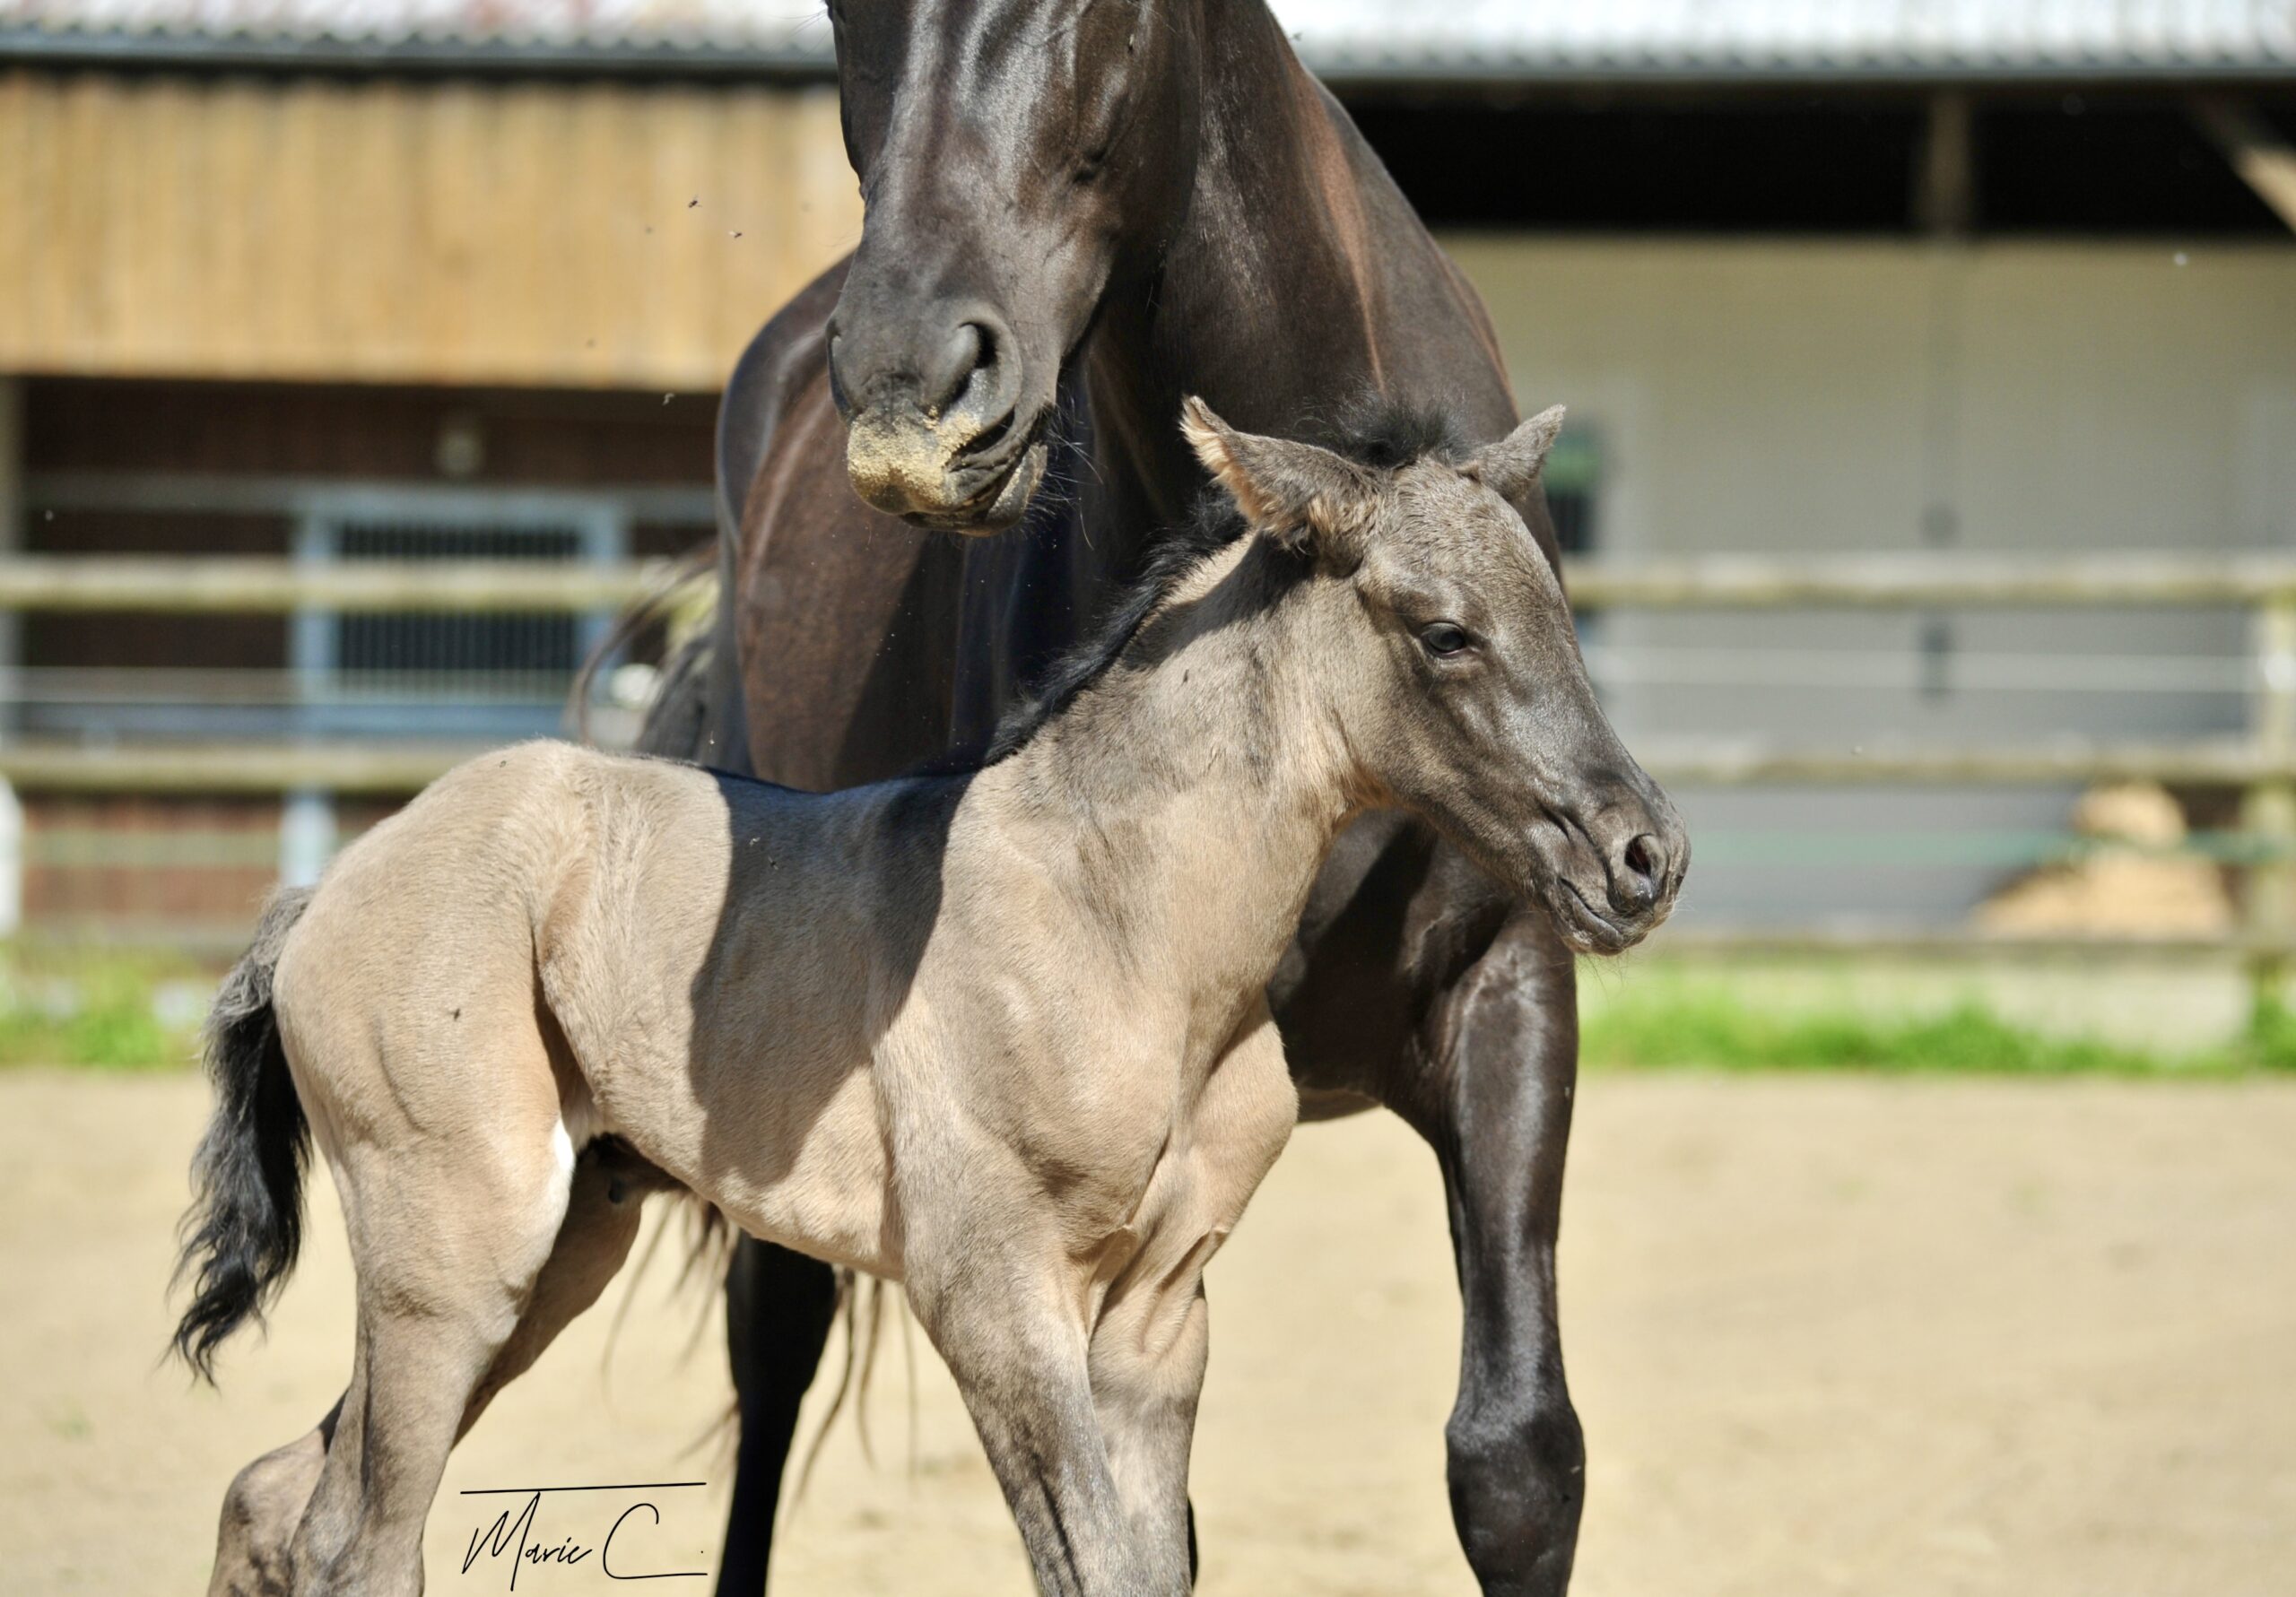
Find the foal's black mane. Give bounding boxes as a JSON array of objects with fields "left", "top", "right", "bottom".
[{"left": 980, "top": 397, "right": 1471, "bottom": 765}]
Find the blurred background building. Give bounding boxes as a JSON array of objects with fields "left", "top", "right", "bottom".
[{"left": 0, "top": 0, "right": 2292, "bottom": 943}]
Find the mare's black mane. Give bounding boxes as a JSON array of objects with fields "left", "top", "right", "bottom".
[{"left": 980, "top": 396, "right": 1470, "bottom": 764}]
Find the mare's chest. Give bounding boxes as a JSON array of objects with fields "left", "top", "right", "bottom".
[{"left": 948, "top": 379, "right": 1180, "bottom": 747}]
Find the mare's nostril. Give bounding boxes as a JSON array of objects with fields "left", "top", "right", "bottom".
[
  {"left": 920, "top": 317, "right": 1006, "bottom": 420},
  {"left": 919, "top": 321, "right": 983, "bottom": 415},
  {"left": 827, "top": 331, "right": 852, "bottom": 418},
  {"left": 1612, "top": 833, "right": 1665, "bottom": 915},
  {"left": 963, "top": 317, "right": 997, "bottom": 375}
]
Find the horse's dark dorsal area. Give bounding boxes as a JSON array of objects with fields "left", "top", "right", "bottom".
[{"left": 678, "top": 3, "right": 1638, "bottom": 1592}]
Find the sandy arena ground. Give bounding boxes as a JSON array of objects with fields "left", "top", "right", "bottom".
[{"left": 7, "top": 1068, "right": 2294, "bottom": 1596}]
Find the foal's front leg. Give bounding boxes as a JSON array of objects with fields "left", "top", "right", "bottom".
[
  {"left": 907, "top": 1227, "right": 1160, "bottom": 1596},
  {"left": 1086, "top": 1004, "right": 1296, "bottom": 1588},
  {"left": 1086, "top": 1278, "right": 1208, "bottom": 1593}
]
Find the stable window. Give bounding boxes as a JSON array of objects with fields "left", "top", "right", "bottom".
[
  {"left": 290, "top": 491, "right": 624, "bottom": 742},
  {"left": 1543, "top": 431, "right": 1601, "bottom": 560}
]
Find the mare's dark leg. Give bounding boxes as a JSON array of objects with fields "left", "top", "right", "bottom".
[
  {"left": 1278, "top": 823, "right": 1584, "bottom": 1597},
  {"left": 1419, "top": 910, "right": 1584, "bottom": 1596},
  {"left": 717, "top": 1237, "right": 841, "bottom": 1597}
]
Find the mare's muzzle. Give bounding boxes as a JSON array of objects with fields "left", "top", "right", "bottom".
[
  {"left": 830, "top": 299, "right": 1049, "bottom": 533},
  {"left": 842, "top": 405, "right": 1048, "bottom": 533}
]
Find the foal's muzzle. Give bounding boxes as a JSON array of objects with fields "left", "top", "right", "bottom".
[{"left": 1537, "top": 779, "right": 1690, "bottom": 955}]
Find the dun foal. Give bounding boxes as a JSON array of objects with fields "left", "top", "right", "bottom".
[{"left": 175, "top": 399, "right": 1682, "bottom": 1596}]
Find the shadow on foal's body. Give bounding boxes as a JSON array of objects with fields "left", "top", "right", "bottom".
[{"left": 178, "top": 402, "right": 1683, "bottom": 1597}]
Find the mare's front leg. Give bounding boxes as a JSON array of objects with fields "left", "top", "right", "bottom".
[
  {"left": 717, "top": 1238, "right": 841, "bottom": 1597},
  {"left": 1280, "top": 824, "right": 1585, "bottom": 1597},
  {"left": 1414, "top": 907, "right": 1586, "bottom": 1597}
]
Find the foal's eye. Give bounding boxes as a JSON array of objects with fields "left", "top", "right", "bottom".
[{"left": 1419, "top": 621, "right": 1473, "bottom": 658}]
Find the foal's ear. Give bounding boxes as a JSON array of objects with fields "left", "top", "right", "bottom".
[
  {"left": 1179, "top": 396, "right": 1377, "bottom": 560},
  {"left": 1465, "top": 404, "right": 1568, "bottom": 505}
]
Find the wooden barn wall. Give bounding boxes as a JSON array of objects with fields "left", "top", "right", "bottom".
[
  {"left": 0, "top": 71, "right": 861, "bottom": 390},
  {"left": 23, "top": 378, "right": 718, "bottom": 485}
]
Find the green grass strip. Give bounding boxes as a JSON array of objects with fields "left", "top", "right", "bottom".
[
  {"left": 13, "top": 945, "right": 2296, "bottom": 1079},
  {"left": 1582, "top": 975, "right": 2296, "bottom": 1077},
  {"left": 0, "top": 949, "right": 209, "bottom": 1072}
]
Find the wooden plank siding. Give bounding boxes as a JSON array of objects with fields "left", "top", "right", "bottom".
[{"left": 0, "top": 71, "right": 861, "bottom": 390}]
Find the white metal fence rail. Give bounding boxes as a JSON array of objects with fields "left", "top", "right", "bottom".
[{"left": 0, "top": 551, "right": 2286, "bottom": 976}]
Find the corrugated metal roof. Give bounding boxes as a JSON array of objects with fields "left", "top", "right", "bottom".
[
  {"left": 0, "top": 0, "right": 829, "bottom": 56},
  {"left": 4, "top": 0, "right": 2293, "bottom": 78},
  {"left": 1289, "top": 2, "right": 2296, "bottom": 77}
]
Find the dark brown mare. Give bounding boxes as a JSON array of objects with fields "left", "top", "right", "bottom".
[{"left": 642, "top": 3, "right": 1688, "bottom": 1592}]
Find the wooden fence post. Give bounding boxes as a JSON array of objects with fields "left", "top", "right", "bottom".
[{"left": 2244, "top": 597, "right": 2296, "bottom": 1019}]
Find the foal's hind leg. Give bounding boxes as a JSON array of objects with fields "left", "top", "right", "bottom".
[
  {"left": 207, "top": 1404, "right": 338, "bottom": 1597},
  {"left": 279, "top": 1029, "right": 584, "bottom": 1595},
  {"left": 288, "top": 1158, "right": 570, "bottom": 1593},
  {"left": 208, "top": 1142, "right": 659, "bottom": 1595},
  {"left": 459, "top": 1139, "right": 671, "bottom": 1436}
]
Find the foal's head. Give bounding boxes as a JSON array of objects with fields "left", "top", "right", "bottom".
[{"left": 1183, "top": 398, "right": 1687, "bottom": 953}]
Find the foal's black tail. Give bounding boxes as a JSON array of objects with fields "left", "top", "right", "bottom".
[{"left": 171, "top": 885, "right": 317, "bottom": 1381}]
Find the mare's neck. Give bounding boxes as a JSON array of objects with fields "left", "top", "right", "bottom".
[
  {"left": 996, "top": 544, "right": 1357, "bottom": 1003},
  {"left": 944, "top": 5, "right": 1531, "bottom": 749},
  {"left": 1081, "top": 0, "right": 1518, "bottom": 542}
]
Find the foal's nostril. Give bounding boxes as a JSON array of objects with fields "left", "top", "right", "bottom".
[
  {"left": 1623, "top": 834, "right": 1657, "bottom": 880},
  {"left": 1611, "top": 833, "right": 1665, "bottom": 916}
]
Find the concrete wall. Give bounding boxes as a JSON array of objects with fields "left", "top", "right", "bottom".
[{"left": 1448, "top": 239, "right": 2296, "bottom": 924}]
